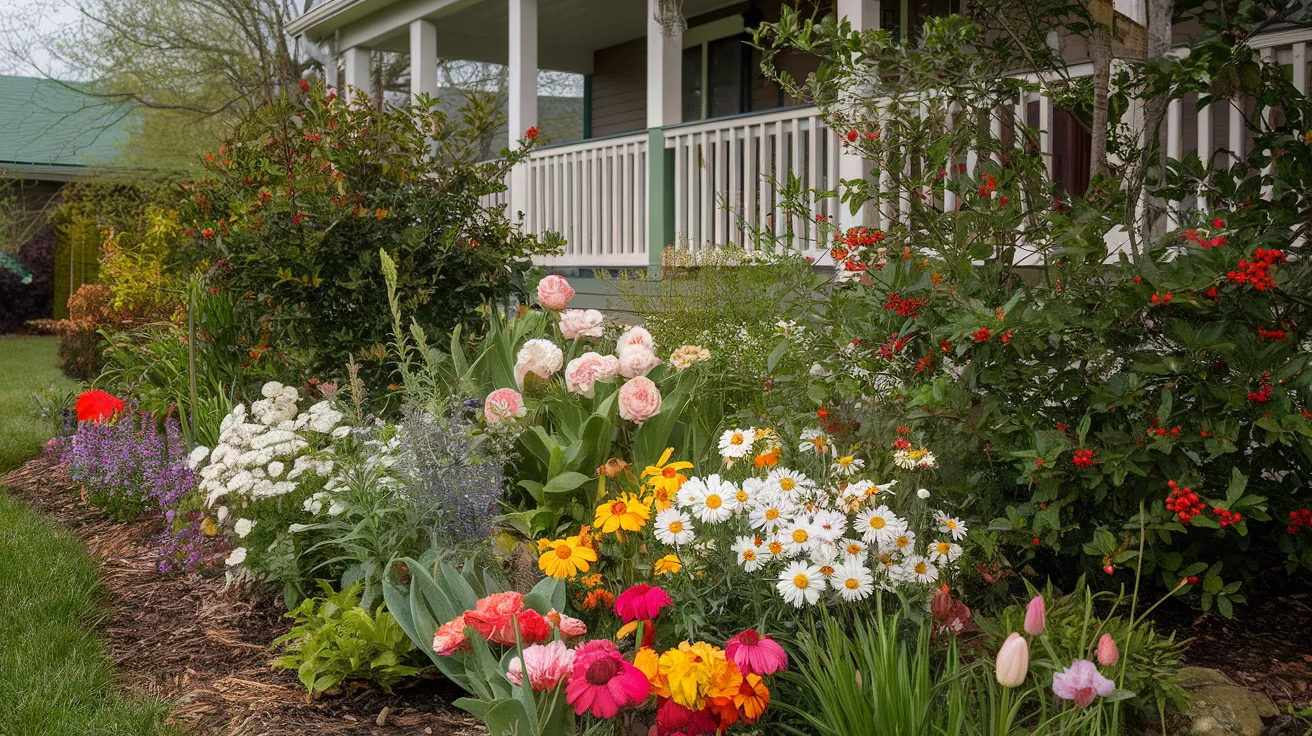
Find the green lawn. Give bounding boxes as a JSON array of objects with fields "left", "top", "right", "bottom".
[
  {"left": 0, "top": 336, "right": 75, "bottom": 472},
  {"left": 0, "top": 335, "right": 179, "bottom": 736}
]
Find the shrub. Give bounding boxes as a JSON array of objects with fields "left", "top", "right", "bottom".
[
  {"left": 174, "top": 81, "right": 558, "bottom": 383},
  {"left": 0, "top": 226, "right": 55, "bottom": 333},
  {"left": 50, "top": 283, "right": 118, "bottom": 380},
  {"left": 60, "top": 407, "right": 195, "bottom": 520}
]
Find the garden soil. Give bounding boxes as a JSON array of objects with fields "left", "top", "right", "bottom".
[{"left": 2, "top": 453, "right": 484, "bottom": 736}]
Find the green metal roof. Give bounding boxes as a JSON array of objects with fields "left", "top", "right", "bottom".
[{"left": 0, "top": 75, "right": 131, "bottom": 178}]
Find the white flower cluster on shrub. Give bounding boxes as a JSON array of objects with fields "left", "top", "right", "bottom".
[{"left": 193, "top": 382, "right": 345, "bottom": 508}]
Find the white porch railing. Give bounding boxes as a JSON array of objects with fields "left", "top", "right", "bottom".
[{"left": 663, "top": 106, "right": 845, "bottom": 259}]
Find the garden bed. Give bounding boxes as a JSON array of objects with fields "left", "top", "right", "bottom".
[{"left": 1, "top": 454, "right": 482, "bottom": 736}]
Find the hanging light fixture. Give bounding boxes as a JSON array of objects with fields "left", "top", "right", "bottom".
[{"left": 654, "top": 0, "right": 686, "bottom": 37}]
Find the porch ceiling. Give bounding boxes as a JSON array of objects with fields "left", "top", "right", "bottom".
[{"left": 291, "top": 0, "right": 745, "bottom": 74}]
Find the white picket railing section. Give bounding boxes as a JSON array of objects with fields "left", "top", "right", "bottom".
[
  {"left": 520, "top": 133, "right": 650, "bottom": 268},
  {"left": 664, "top": 107, "right": 843, "bottom": 259}
]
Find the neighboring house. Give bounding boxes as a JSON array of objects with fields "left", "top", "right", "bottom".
[
  {"left": 0, "top": 75, "right": 130, "bottom": 324},
  {"left": 287, "top": 0, "right": 1311, "bottom": 280}
]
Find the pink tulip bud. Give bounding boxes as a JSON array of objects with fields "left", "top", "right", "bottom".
[
  {"left": 995, "top": 632, "right": 1030, "bottom": 688},
  {"left": 1096, "top": 634, "right": 1119, "bottom": 667},
  {"left": 1024, "top": 595, "right": 1046, "bottom": 636}
]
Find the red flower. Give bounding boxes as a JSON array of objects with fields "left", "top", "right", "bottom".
[
  {"left": 971, "top": 327, "right": 991, "bottom": 343},
  {"left": 1071, "top": 449, "right": 1094, "bottom": 468},
  {"left": 613, "top": 584, "right": 671, "bottom": 623},
  {"left": 525, "top": 126, "right": 540, "bottom": 141},
  {"left": 845, "top": 130, "right": 859, "bottom": 143},
  {"left": 75, "top": 390, "right": 124, "bottom": 423},
  {"left": 1212, "top": 217, "right": 1225, "bottom": 228},
  {"left": 298, "top": 78, "right": 310, "bottom": 93},
  {"left": 201, "top": 228, "right": 215, "bottom": 238}
]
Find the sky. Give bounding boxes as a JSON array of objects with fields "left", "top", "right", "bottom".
[{"left": 2, "top": 0, "right": 80, "bottom": 79}]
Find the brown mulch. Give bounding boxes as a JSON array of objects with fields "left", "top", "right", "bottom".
[{"left": 2, "top": 454, "right": 483, "bottom": 736}]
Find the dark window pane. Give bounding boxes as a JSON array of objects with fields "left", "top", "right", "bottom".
[
  {"left": 682, "top": 46, "right": 702, "bottom": 122},
  {"left": 707, "top": 36, "right": 744, "bottom": 119}
]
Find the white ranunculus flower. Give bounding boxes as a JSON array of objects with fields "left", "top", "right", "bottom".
[
  {"left": 267, "top": 461, "right": 285, "bottom": 478},
  {"left": 331, "top": 425, "right": 351, "bottom": 439},
  {"left": 917, "top": 488, "right": 931, "bottom": 499},
  {"left": 216, "top": 505, "right": 229, "bottom": 523},
  {"left": 261, "top": 381, "right": 285, "bottom": 398},
  {"left": 513, "top": 338, "right": 564, "bottom": 388},
  {"left": 234, "top": 518, "right": 255, "bottom": 538},
  {"left": 225, "top": 547, "right": 247, "bottom": 566},
  {"left": 188, "top": 445, "right": 210, "bottom": 469}
]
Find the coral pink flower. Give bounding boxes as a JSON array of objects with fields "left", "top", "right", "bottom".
[
  {"left": 559, "top": 308, "right": 605, "bottom": 340},
  {"left": 1024, "top": 595, "right": 1046, "bottom": 636},
  {"left": 1052, "top": 659, "right": 1116, "bottom": 707},
  {"left": 432, "top": 614, "right": 471, "bottom": 656},
  {"left": 507, "top": 640, "right": 575, "bottom": 690},
  {"left": 616, "top": 325, "right": 655, "bottom": 352},
  {"left": 613, "top": 584, "right": 672, "bottom": 623},
  {"left": 565, "top": 645, "right": 650, "bottom": 718},
  {"left": 464, "top": 592, "right": 552, "bottom": 646},
  {"left": 548, "top": 609, "right": 588, "bottom": 637},
  {"left": 484, "top": 388, "right": 526, "bottom": 422},
  {"left": 565, "top": 352, "right": 620, "bottom": 398},
  {"left": 725, "top": 629, "right": 788, "bottom": 676},
  {"left": 1096, "top": 634, "right": 1119, "bottom": 667},
  {"left": 617, "top": 345, "right": 662, "bottom": 378},
  {"left": 537, "top": 275, "right": 575, "bottom": 310},
  {"left": 617, "top": 376, "right": 662, "bottom": 425},
  {"left": 75, "top": 390, "right": 124, "bottom": 423}
]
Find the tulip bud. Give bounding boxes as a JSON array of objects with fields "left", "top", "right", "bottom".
[
  {"left": 1096, "top": 634, "right": 1119, "bottom": 667},
  {"left": 995, "top": 633, "right": 1030, "bottom": 688},
  {"left": 1024, "top": 595, "right": 1046, "bottom": 636}
]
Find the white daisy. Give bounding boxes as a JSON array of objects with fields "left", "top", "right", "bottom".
[
  {"left": 839, "top": 538, "right": 868, "bottom": 559},
  {"left": 832, "top": 560, "right": 875, "bottom": 602},
  {"left": 928, "top": 540, "right": 963, "bottom": 565},
  {"left": 776, "top": 561, "right": 825, "bottom": 606},
  {"left": 937, "top": 514, "right": 968, "bottom": 541},
  {"left": 831, "top": 455, "right": 865, "bottom": 476},
  {"left": 766, "top": 468, "right": 813, "bottom": 497},
  {"left": 762, "top": 535, "right": 786, "bottom": 560},
  {"left": 811, "top": 543, "right": 840, "bottom": 580},
  {"left": 654, "top": 508, "right": 695, "bottom": 545},
  {"left": 731, "top": 480, "right": 756, "bottom": 509},
  {"left": 904, "top": 555, "right": 939, "bottom": 585},
  {"left": 854, "top": 505, "right": 904, "bottom": 545},
  {"left": 748, "top": 497, "right": 794, "bottom": 533},
  {"left": 732, "top": 535, "right": 766, "bottom": 572},
  {"left": 917, "top": 452, "right": 938, "bottom": 469},
  {"left": 811, "top": 508, "right": 848, "bottom": 542},
  {"left": 883, "top": 528, "right": 917, "bottom": 556},
  {"left": 781, "top": 518, "right": 820, "bottom": 556},
  {"left": 681, "top": 474, "right": 737, "bottom": 523},
  {"left": 718, "top": 427, "right": 757, "bottom": 459},
  {"left": 798, "top": 428, "right": 830, "bottom": 454}
]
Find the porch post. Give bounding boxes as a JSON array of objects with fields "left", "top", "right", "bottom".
[
  {"left": 342, "top": 46, "right": 372, "bottom": 102},
  {"left": 647, "top": 0, "right": 681, "bottom": 273},
  {"left": 409, "top": 20, "right": 438, "bottom": 103},
  {"left": 837, "top": 0, "right": 879, "bottom": 232},
  {"left": 508, "top": 0, "right": 538, "bottom": 221}
]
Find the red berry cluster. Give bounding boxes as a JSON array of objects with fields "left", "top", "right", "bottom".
[
  {"left": 1257, "top": 324, "right": 1287, "bottom": 342},
  {"left": 1150, "top": 291, "right": 1173, "bottom": 306},
  {"left": 971, "top": 327, "right": 991, "bottom": 343},
  {"left": 978, "top": 173, "right": 998, "bottom": 198},
  {"left": 1148, "top": 425, "right": 1181, "bottom": 437},
  {"left": 1213, "top": 507, "right": 1243, "bottom": 527},
  {"left": 1164, "top": 480, "right": 1207, "bottom": 524},
  {"left": 1287, "top": 509, "right": 1312, "bottom": 534},
  {"left": 831, "top": 227, "right": 887, "bottom": 273},
  {"left": 1227, "top": 248, "right": 1285, "bottom": 291},
  {"left": 884, "top": 292, "right": 927, "bottom": 318},
  {"left": 1179, "top": 229, "right": 1227, "bottom": 248},
  {"left": 1071, "top": 449, "right": 1095, "bottom": 467},
  {"left": 1247, "top": 376, "right": 1272, "bottom": 403}
]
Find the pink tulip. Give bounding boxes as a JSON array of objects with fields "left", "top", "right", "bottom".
[
  {"left": 1096, "top": 634, "right": 1119, "bottom": 667},
  {"left": 995, "top": 632, "right": 1030, "bottom": 687},
  {"left": 1024, "top": 595, "right": 1046, "bottom": 636},
  {"left": 1052, "top": 659, "right": 1115, "bottom": 707}
]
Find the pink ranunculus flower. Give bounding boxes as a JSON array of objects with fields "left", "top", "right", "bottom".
[
  {"left": 1096, "top": 634, "right": 1119, "bottom": 667},
  {"left": 616, "top": 325, "right": 656, "bottom": 353},
  {"left": 1052, "top": 659, "right": 1116, "bottom": 707},
  {"left": 726, "top": 629, "right": 789, "bottom": 676},
  {"left": 484, "top": 388, "right": 526, "bottom": 422},
  {"left": 514, "top": 338, "right": 564, "bottom": 389},
  {"left": 548, "top": 609, "right": 588, "bottom": 637},
  {"left": 565, "top": 643, "right": 650, "bottom": 718},
  {"left": 537, "top": 275, "right": 575, "bottom": 310},
  {"left": 507, "top": 640, "right": 576, "bottom": 690},
  {"left": 613, "top": 584, "right": 672, "bottom": 623},
  {"left": 432, "top": 613, "right": 471, "bottom": 656},
  {"left": 617, "top": 376, "right": 662, "bottom": 425},
  {"left": 617, "top": 345, "right": 662, "bottom": 379},
  {"left": 565, "top": 352, "right": 620, "bottom": 398},
  {"left": 559, "top": 308, "right": 605, "bottom": 340},
  {"left": 1024, "top": 595, "right": 1046, "bottom": 636}
]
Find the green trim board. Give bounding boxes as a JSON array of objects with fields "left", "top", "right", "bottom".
[{"left": 646, "top": 127, "right": 675, "bottom": 276}]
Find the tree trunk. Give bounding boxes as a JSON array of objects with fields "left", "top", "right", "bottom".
[{"left": 1089, "top": 22, "right": 1112, "bottom": 180}]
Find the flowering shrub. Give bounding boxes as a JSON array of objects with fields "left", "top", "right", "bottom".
[{"left": 60, "top": 403, "right": 195, "bottom": 520}]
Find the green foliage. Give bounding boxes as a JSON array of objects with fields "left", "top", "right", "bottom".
[
  {"left": 274, "top": 581, "right": 421, "bottom": 698},
  {"left": 174, "top": 81, "right": 559, "bottom": 383}
]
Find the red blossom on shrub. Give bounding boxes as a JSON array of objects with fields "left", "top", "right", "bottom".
[
  {"left": 971, "top": 327, "right": 990, "bottom": 343},
  {"left": 75, "top": 390, "right": 124, "bottom": 423},
  {"left": 1071, "top": 449, "right": 1094, "bottom": 468}
]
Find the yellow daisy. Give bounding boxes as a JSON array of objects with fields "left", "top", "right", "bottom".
[
  {"left": 538, "top": 536, "right": 598, "bottom": 579},
  {"left": 593, "top": 493, "right": 651, "bottom": 534},
  {"left": 642, "top": 447, "right": 694, "bottom": 510}
]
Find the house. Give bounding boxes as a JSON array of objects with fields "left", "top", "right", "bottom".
[{"left": 288, "top": 0, "right": 1312, "bottom": 285}]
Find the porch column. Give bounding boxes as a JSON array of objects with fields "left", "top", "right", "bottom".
[
  {"left": 507, "top": 0, "right": 537, "bottom": 220},
  {"left": 342, "top": 46, "right": 372, "bottom": 102},
  {"left": 647, "top": 0, "right": 681, "bottom": 272},
  {"left": 837, "top": 0, "right": 880, "bottom": 233},
  {"left": 409, "top": 19, "right": 438, "bottom": 103}
]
